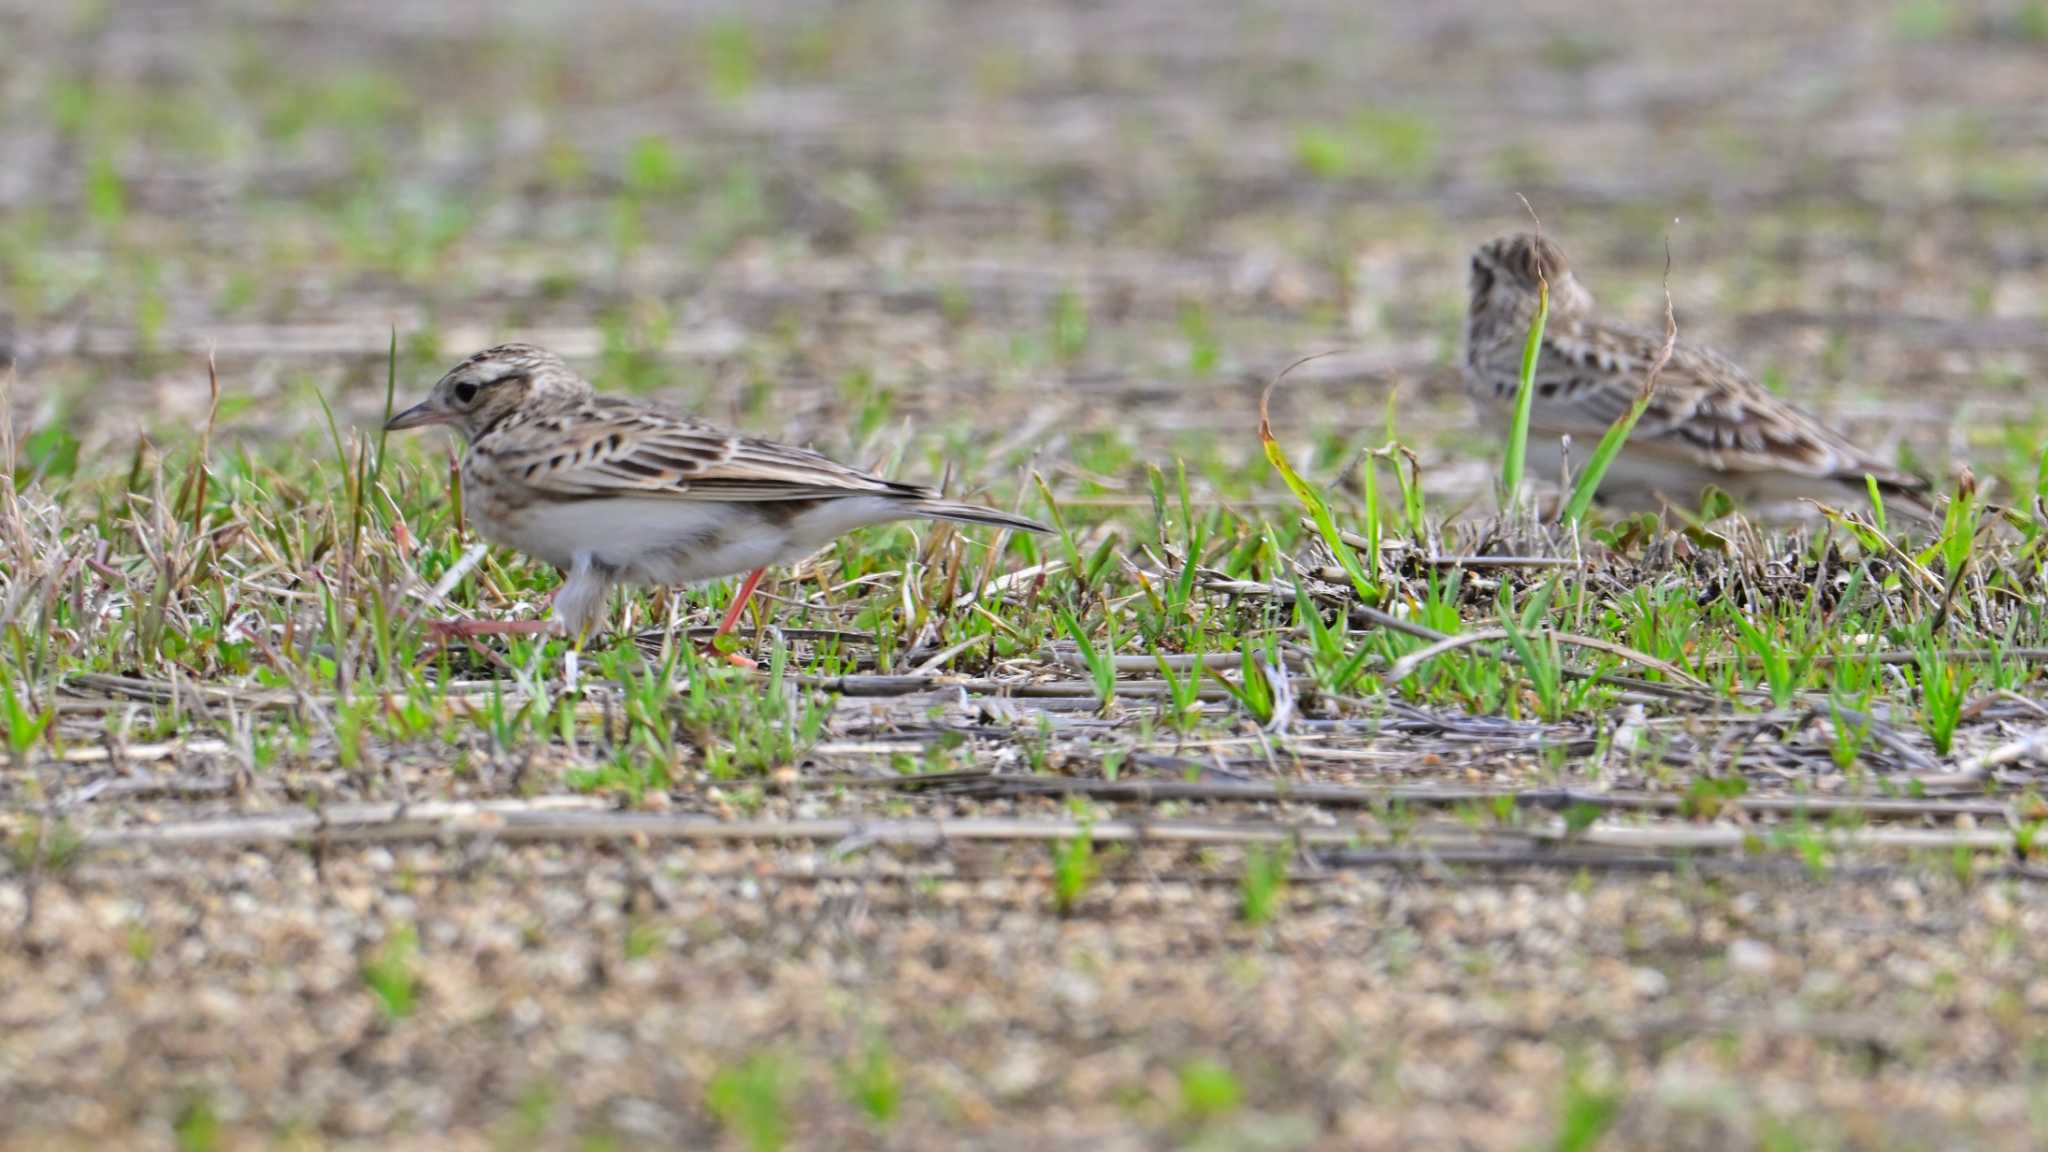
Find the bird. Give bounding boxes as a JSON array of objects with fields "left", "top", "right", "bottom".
[
  {"left": 1462, "top": 233, "right": 1934, "bottom": 518},
  {"left": 385, "top": 343, "right": 1049, "bottom": 645}
]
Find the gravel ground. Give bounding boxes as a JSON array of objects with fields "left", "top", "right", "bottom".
[{"left": 9, "top": 835, "right": 2048, "bottom": 1150}]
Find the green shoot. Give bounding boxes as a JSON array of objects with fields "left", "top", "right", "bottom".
[
  {"left": 841, "top": 1038, "right": 900, "bottom": 1126},
  {"left": 1500, "top": 274, "right": 1550, "bottom": 510},
  {"left": 361, "top": 922, "right": 419, "bottom": 1020},
  {"left": 708, "top": 1052, "right": 788, "bottom": 1152},
  {"left": 1259, "top": 358, "right": 1380, "bottom": 604},
  {"left": 1177, "top": 1060, "right": 1244, "bottom": 1122},
  {"left": 1058, "top": 602, "right": 1118, "bottom": 710},
  {"left": 1240, "top": 844, "right": 1288, "bottom": 924},
  {"left": 1051, "top": 812, "right": 1097, "bottom": 915}
]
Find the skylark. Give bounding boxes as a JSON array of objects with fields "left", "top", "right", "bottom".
[
  {"left": 1463, "top": 233, "right": 1933, "bottom": 517},
  {"left": 386, "top": 343, "right": 1048, "bottom": 642}
]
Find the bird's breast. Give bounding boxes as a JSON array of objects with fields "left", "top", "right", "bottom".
[{"left": 460, "top": 458, "right": 571, "bottom": 570}]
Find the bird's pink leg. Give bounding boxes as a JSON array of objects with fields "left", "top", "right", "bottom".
[
  {"left": 704, "top": 567, "right": 768, "bottom": 669},
  {"left": 715, "top": 568, "right": 768, "bottom": 637}
]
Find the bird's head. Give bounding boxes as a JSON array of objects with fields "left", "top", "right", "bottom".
[
  {"left": 385, "top": 343, "right": 589, "bottom": 441},
  {"left": 1468, "top": 233, "right": 1594, "bottom": 321}
]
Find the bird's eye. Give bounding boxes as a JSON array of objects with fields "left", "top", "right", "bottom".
[{"left": 453, "top": 381, "right": 480, "bottom": 405}]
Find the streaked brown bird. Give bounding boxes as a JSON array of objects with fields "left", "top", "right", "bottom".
[
  {"left": 387, "top": 343, "right": 1047, "bottom": 641},
  {"left": 1463, "top": 233, "right": 1933, "bottom": 517}
]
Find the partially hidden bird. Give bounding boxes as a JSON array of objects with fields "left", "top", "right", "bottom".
[{"left": 1463, "top": 233, "right": 1933, "bottom": 517}]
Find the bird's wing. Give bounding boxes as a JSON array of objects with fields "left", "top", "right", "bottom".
[
  {"left": 479, "top": 398, "right": 931, "bottom": 503},
  {"left": 1529, "top": 327, "right": 1924, "bottom": 490}
]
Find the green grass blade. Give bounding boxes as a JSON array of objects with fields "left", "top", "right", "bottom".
[
  {"left": 1032, "top": 473, "right": 1086, "bottom": 587},
  {"left": 1258, "top": 361, "right": 1379, "bottom": 604},
  {"left": 1360, "top": 449, "right": 1381, "bottom": 579},
  {"left": 1499, "top": 279, "right": 1549, "bottom": 509},
  {"left": 369, "top": 328, "right": 397, "bottom": 499},
  {"left": 1561, "top": 249, "right": 1676, "bottom": 525},
  {"left": 1559, "top": 388, "right": 1653, "bottom": 525}
]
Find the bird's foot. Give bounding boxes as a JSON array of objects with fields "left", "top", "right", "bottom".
[{"left": 699, "top": 637, "right": 759, "bottom": 669}]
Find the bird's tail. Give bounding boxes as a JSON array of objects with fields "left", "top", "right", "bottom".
[{"left": 910, "top": 499, "right": 1051, "bottom": 535}]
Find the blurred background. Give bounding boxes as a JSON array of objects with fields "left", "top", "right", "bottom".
[{"left": 3, "top": 0, "right": 2045, "bottom": 502}]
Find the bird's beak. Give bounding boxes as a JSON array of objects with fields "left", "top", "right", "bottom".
[{"left": 385, "top": 400, "right": 452, "bottom": 432}]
